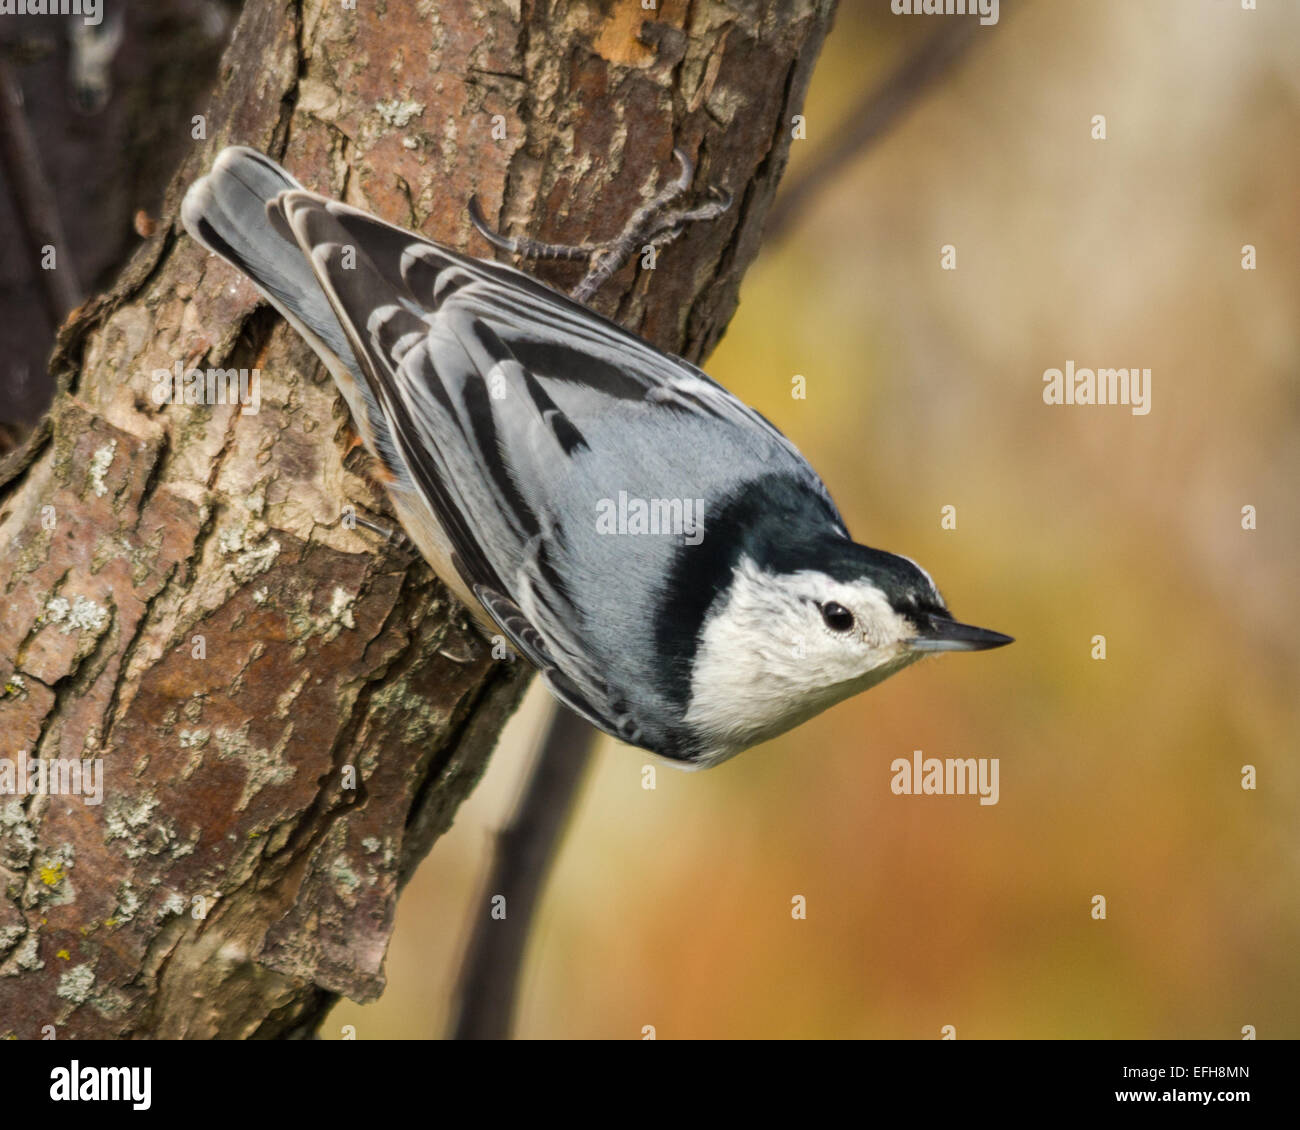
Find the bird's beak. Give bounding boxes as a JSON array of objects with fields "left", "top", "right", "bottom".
[{"left": 908, "top": 613, "right": 1014, "bottom": 653}]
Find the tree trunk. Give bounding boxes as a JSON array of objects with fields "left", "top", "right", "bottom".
[{"left": 0, "top": 0, "right": 835, "bottom": 1039}]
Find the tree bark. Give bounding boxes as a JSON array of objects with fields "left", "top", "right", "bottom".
[{"left": 0, "top": 0, "right": 835, "bottom": 1038}]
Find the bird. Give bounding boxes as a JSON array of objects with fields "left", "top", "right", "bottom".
[{"left": 180, "top": 145, "right": 1012, "bottom": 769}]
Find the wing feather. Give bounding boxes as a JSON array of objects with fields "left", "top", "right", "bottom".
[{"left": 267, "top": 190, "right": 836, "bottom": 754}]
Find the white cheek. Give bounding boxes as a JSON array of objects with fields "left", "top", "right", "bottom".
[
  {"left": 684, "top": 561, "right": 922, "bottom": 761},
  {"left": 859, "top": 612, "right": 905, "bottom": 650},
  {"left": 790, "top": 621, "right": 870, "bottom": 685},
  {"left": 834, "top": 595, "right": 906, "bottom": 651}
]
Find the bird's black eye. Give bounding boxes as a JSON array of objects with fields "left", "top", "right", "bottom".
[{"left": 819, "top": 601, "right": 855, "bottom": 633}]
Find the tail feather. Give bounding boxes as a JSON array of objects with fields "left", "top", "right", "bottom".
[
  {"left": 180, "top": 146, "right": 358, "bottom": 379},
  {"left": 180, "top": 147, "right": 412, "bottom": 472}
]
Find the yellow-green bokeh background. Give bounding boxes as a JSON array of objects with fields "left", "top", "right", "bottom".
[{"left": 334, "top": 0, "right": 1299, "bottom": 1039}]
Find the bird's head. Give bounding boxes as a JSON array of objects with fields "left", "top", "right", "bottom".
[{"left": 683, "top": 535, "right": 1012, "bottom": 765}]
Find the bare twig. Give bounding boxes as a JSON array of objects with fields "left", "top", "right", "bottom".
[
  {"left": 764, "top": 15, "right": 989, "bottom": 242},
  {"left": 449, "top": 701, "right": 596, "bottom": 1039}
]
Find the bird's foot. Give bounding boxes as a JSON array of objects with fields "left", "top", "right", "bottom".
[
  {"left": 349, "top": 512, "right": 417, "bottom": 556},
  {"left": 468, "top": 147, "right": 732, "bottom": 304}
]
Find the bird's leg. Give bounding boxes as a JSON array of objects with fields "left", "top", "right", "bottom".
[
  {"left": 467, "top": 147, "right": 733, "bottom": 303},
  {"left": 572, "top": 149, "right": 731, "bottom": 303},
  {"left": 349, "top": 511, "right": 417, "bottom": 556}
]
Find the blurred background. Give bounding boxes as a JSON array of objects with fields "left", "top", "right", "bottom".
[
  {"left": 4, "top": 0, "right": 1297, "bottom": 1038},
  {"left": 335, "top": 0, "right": 1300, "bottom": 1039},
  {"left": 0, "top": 0, "right": 239, "bottom": 436}
]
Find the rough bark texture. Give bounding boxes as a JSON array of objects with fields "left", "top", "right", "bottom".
[{"left": 0, "top": 0, "right": 834, "bottom": 1039}]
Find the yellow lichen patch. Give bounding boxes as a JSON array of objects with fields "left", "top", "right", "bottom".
[
  {"left": 40, "top": 862, "right": 66, "bottom": 887},
  {"left": 57, "top": 949, "right": 70, "bottom": 960}
]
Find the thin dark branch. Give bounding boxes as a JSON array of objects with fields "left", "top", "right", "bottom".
[
  {"left": 449, "top": 702, "right": 596, "bottom": 1039},
  {"left": 764, "top": 15, "right": 988, "bottom": 242},
  {"left": 0, "top": 61, "right": 85, "bottom": 320}
]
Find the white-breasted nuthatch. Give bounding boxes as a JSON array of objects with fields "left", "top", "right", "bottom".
[{"left": 181, "top": 146, "right": 1012, "bottom": 768}]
